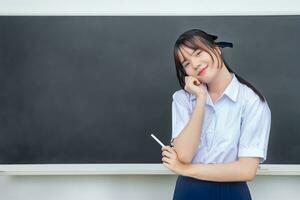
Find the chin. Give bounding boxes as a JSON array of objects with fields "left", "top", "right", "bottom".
[
  {"left": 197, "top": 74, "right": 212, "bottom": 84},
  {"left": 202, "top": 71, "right": 219, "bottom": 84}
]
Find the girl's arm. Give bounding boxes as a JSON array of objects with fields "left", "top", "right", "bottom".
[
  {"left": 182, "top": 157, "right": 260, "bottom": 182},
  {"left": 172, "top": 97, "right": 206, "bottom": 164},
  {"left": 162, "top": 146, "right": 260, "bottom": 182}
]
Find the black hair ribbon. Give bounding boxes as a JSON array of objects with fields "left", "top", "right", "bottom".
[{"left": 215, "top": 41, "right": 233, "bottom": 48}]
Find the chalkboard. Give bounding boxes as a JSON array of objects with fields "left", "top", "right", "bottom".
[{"left": 0, "top": 16, "right": 299, "bottom": 164}]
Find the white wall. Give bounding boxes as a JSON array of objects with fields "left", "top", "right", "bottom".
[
  {"left": 0, "top": 0, "right": 299, "bottom": 15},
  {"left": 0, "top": 0, "right": 300, "bottom": 199},
  {"left": 0, "top": 175, "right": 300, "bottom": 200}
]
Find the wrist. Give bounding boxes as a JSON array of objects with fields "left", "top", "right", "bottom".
[
  {"left": 195, "top": 95, "right": 206, "bottom": 105},
  {"left": 195, "top": 93, "right": 206, "bottom": 101}
]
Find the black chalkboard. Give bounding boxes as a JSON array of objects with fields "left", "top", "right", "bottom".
[{"left": 0, "top": 16, "right": 299, "bottom": 164}]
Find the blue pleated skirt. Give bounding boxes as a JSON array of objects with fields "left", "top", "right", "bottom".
[{"left": 173, "top": 175, "right": 252, "bottom": 200}]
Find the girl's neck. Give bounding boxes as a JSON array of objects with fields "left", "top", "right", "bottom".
[{"left": 207, "top": 62, "right": 233, "bottom": 96}]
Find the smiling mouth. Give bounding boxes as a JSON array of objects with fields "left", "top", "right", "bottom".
[{"left": 198, "top": 65, "right": 208, "bottom": 76}]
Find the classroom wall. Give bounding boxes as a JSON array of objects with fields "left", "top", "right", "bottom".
[
  {"left": 0, "top": 175, "right": 300, "bottom": 200},
  {"left": 0, "top": 0, "right": 299, "bottom": 199},
  {"left": 0, "top": 0, "right": 299, "bottom": 15}
]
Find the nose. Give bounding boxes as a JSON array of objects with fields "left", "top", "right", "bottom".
[{"left": 190, "top": 57, "right": 201, "bottom": 69}]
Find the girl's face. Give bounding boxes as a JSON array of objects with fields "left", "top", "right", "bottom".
[{"left": 178, "top": 44, "right": 222, "bottom": 84}]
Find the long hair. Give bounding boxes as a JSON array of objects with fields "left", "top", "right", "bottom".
[{"left": 173, "top": 29, "right": 265, "bottom": 102}]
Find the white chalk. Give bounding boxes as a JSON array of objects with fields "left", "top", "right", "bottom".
[{"left": 151, "top": 134, "right": 165, "bottom": 147}]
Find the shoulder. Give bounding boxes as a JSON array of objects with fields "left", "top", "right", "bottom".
[
  {"left": 172, "top": 89, "right": 189, "bottom": 100},
  {"left": 240, "top": 83, "right": 259, "bottom": 102},
  {"left": 238, "top": 82, "right": 271, "bottom": 116},
  {"left": 172, "top": 89, "right": 192, "bottom": 107}
]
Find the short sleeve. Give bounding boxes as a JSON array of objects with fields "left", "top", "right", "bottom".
[
  {"left": 238, "top": 96, "right": 271, "bottom": 164},
  {"left": 171, "top": 91, "right": 191, "bottom": 139}
]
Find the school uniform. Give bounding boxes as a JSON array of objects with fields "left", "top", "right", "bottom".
[{"left": 171, "top": 73, "right": 271, "bottom": 200}]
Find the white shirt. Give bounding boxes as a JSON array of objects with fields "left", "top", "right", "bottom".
[{"left": 171, "top": 73, "right": 271, "bottom": 164}]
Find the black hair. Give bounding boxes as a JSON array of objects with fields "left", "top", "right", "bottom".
[{"left": 173, "top": 29, "right": 266, "bottom": 102}]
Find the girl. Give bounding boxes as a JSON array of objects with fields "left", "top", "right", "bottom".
[{"left": 161, "top": 29, "right": 271, "bottom": 200}]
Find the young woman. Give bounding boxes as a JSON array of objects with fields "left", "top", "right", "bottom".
[{"left": 161, "top": 29, "right": 271, "bottom": 200}]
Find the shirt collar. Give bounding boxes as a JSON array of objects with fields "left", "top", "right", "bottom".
[
  {"left": 223, "top": 73, "right": 239, "bottom": 102},
  {"left": 190, "top": 73, "right": 239, "bottom": 103}
]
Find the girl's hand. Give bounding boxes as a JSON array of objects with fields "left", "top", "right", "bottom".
[
  {"left": 161, "top": 146, "right": 187, "bottom": 175},
  {"left": 184, "top": 76, "right": 207, "bottom": 99}
]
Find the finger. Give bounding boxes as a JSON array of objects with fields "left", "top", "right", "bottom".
[
  {"left": 161, "top": 146, "right": 170, "bottom": 151},
  {"left": 164, "top": 146, "right": 176, "bottom": 153},
  {"left": 162, "top": 156, "right": 171, "bottom": 164},
  {"left": 162, "top": 145, "right": 169, "bottom": 150},
  {"left": 162, "top": 150, "right": 173, "bottom": 157},
  {"left": 185, "top": 75, "right": 191, "bottom": 80},
  {"left": 193, "top": 79, "right": 201, "bottom": 86},
  {"left": 184, "top": 76, "right": 189, "bottom": 85},
  {"left": 162, "top": 146, "right": 171, "bottom": 153},
  {"left": 185, "top": 76, "right": 191, "bottom": 83},
  {"left": 190, "top": 76, "right": 199, "bottom": 85},
  {"left": 163, "top": 162, "right": 170, "bottom": 169},
  {"left": 162, "top": 151, "right": 173, "bottom": 158},
  {"left": 161, "top": 146, "right": 168, "bottom": 151},
  {"left": 162, "top": 149, "right": 171, "bottom": 157}
]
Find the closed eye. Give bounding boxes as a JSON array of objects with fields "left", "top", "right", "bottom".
[
  {"left": 183, "top": 63, "right": 190, "bottom": 68},
  {"left": 182, "top": 50, "right": 202, "bottom": 67},
  {"left": 196, "top": 51, "right": 202, "bottom": 56}
]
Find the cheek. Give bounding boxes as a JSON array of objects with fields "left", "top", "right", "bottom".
[
  {"left": 211, "top": 54, "right": 222, "bottom": 69},
  {"left": 185, "top": 68, "right": 194, "bottom": 76},
  {"left": 204, "top": 54, "right": 218, "bottom": 69}
]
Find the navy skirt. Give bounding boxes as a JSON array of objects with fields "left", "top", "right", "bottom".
[{"left": 173, "top": 175, "right": 252, "bottom": 200}]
